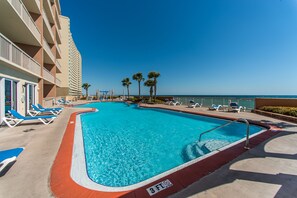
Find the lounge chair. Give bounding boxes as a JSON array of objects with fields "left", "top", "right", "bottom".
[
  {"left": 37, "top": 104, "right": 63, "bottom": 112},
  {"left": 28, "top": 105, "right": 62, "bottom": 116},
  {"left": 228, "top": 102, "right": 246, "bottom": 113},
  {"left": 56, "top": 99, "right": 69, "bottom": 105},
  {"left": 56, "top": 99, "right": 63, "bottom": 105},
  {"left": 0, "top": 147, "right": 24, "bottom": 176},
  {"left": 56, "top": 99, "right": 71, "bottom": 105},
  {"left": 2, "top": 110, "right": 57, "bottom": 128},
  {"left": 164, "top": 99, "right": 172, "bottom": 105},
  {"left": 169, "top": 100, "right": 182, "bottom": 106},
  {"left": 61, "top": 98, "right": 71, "bottom": 104},
  {"left": 209, "top": 104, "right": 223, "bottom": 111},
  {"left": 188, "top": 100, "right": 202, "bottom": 108}
]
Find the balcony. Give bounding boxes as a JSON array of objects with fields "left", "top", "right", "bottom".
[
  {"left": 56, "top": 77, "right": 61, "bottom": 87},
  {"left": 56, "top": 28, "right": 62, "bottom": 44},
  {"left": 0, "top": 33, "right": 41, "bottom": 77},
  {"left": 43, "top": 38, "right": 55, "bottom": 64},
  {"left": 42, "top": 10, "right": 54, "bottom": 44},
  {"left": 0, "top": 0, "right": 41, "bottom": 46},
  {"left": 22, "top": 0, "right": 40, "bottom": 14},
  {"left": 43, "top": 68, "right": 55, "bottom": 84},
  {"left": 56, "top": 43, "right": 61, "bottom": 59},
  {"left": 43, "top": 0, "right": 54, "bottom": 24},
  {"left": 56, "top": 60, "right": 61, "bottom": 73},
  {"left": 55, "top": 9, "right": 61, "bottom": 30},
  {"left": 53, "top": 0, "right": 61, "bottom": 16}
]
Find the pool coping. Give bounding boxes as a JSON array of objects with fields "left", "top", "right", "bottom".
[{"left": 50, "top": 105, "right": 280, "bottom": 198}]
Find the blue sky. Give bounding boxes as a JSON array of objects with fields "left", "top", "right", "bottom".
[{"left": 60, "top": 0, "right": 297, "bottom": 96}]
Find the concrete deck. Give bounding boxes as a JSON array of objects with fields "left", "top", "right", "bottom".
[
  {"left": 0, "top": 103, "right": 297, "bottom": 198},
  {"left": 0, "top": 106, "right": 91, "bottom": 198}
]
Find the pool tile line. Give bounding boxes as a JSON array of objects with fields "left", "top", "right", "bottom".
[{"left": 50, "top": 107, "right": 279, "bottom": 198}]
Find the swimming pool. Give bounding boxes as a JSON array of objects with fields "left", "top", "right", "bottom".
[{"left": 72, "top": 102, "right": 264, "bottom": 190}]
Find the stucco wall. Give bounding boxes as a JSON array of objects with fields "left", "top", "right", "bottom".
[
  {"left": 56, "top": 87, "right": 69, "bottom": 96},
  {"left": 255, "top": 98, "right": 297, "bottom": 109}
]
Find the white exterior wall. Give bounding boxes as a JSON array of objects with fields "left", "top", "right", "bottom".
[{"left": 0, "top": 64, "right": 39, "bottom": 123}]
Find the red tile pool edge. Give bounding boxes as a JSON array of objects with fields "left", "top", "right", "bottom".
[{"left": 50, "top": 107, "right": 280, "bottom": 198}]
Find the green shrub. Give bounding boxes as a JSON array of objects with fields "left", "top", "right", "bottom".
[
  {"left": 260, "top": 106, "right": 297, "bottom": 117},
  {"left": 140, "top": 98, "right": 164, "bottom": 104},
  {"left": 130, "top": 98, "right": 142, "bottom": 103},
  {"left": 153, "top": 99, "right": 165, "bottom": 104}
]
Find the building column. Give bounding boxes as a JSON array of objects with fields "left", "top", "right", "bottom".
[
  {"left": 18, "top": 81, "right": 23, "bottom": 115},
  {"left": 38, "top": 79, "right": 43, "bottom": 105}
]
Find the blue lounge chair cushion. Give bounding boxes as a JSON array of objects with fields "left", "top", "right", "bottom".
[
  {"left": 9, "top": 110, "right": 56, "bottom": 120},
  {"left": 37, "top": 104, "right": 62, "bottom": 111},
  {"left": 0, "top": 148, "right": 24, "bottom": 162},
  {"left": 32, "top": 104, "right": 62, "bottom": 112},
  {"left": 32, "top": 105, "right": 47, "bottom": 112},
  {"left": 230, "top": 102, "right": 239, "bottom": 107}
]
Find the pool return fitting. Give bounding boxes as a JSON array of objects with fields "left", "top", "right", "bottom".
[{"left": 198, "top": 118, "right": 250, "bottom": 150}]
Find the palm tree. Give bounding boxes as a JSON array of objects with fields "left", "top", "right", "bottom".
[
  {"left": 121, "top": 78, "right": 132, "bottom": 99},
  {"left": 82, "top": 83, "right": 91, "bottom": 98},
  {"left": 144, "top": 79, "right": 155, "bottom": 102},
  {"left": 132, "top": 72, "right": 144, "bottom": 98},
  {"left": 148, "top": 71, "right": 160, "bottom": 101}
]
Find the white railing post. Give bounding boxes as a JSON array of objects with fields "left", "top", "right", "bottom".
[
  {"left": 20, "top": 49, "right": 23, "bottom": 67},
  {"left": 9, "top": 41, "right": 12, "bottom": 62}
]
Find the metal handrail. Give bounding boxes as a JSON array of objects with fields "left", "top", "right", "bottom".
[
  {"left": 238, "top": 118, "right": 250, "bottom": 149},
  {"left": 198, "top": 118, "right": 250, "bottom": 149},
  {"left": 198, "top": 120, "right": 237, "bottom": 142}
]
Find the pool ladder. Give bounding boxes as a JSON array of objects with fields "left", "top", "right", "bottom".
[{"left": 198, "top": 118, "right": 250, "bottom": 149}]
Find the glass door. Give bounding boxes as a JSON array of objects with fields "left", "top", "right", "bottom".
[
  {"left": 4, "top": 79, "right": 17, "bottom": 114},
  {"left": 26, "top": 84, "right": 35, "bottom": 113}
]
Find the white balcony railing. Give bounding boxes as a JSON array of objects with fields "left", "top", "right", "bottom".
[
  {"left": 7, "top": 0, "right": 41, "bottom": 43},
  {"left": 55, "top": 0, "right": 61, "bottom": 15},
  {"left": 34, "top": 0, "right": 40, "bottom": 10},
  {"left": 43, "top": 68, "right": 55, "bottom": 83},
  {"left": 0, "top": 33, "right": 41, "bottom": 77},
  {"left": 42, "top": 10, "right": 54, "bottom": 41},
  {"left": 45, "top": 0, "right": 54, "bottom": 23},
  {"left": 56, "top": 77, "right": 61, "bottom": 87},
  {"left": 55, "top": 10, "right": 61, "bottom": 30},
  {"left": 56, "top": 60, "right": 61, "bottom": 71},
  {"left": 43, "top": 38, "right": 55, "bottom": 62},
  {"left": 56, "top": 28, "right": 62, "bottom": 43},
  {"left": 56, "top": 43, "right": 61, "bottom": 56}
]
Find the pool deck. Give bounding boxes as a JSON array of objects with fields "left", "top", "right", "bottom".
[{"left": 0, "top": 102, "right": 297, "bottom": 197}]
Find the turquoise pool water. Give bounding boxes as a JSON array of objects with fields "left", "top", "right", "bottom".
[{"left": 78, "top": 102, "right": 264, "bottom": 187}]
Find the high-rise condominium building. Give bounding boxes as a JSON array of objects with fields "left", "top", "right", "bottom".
[
  {"left": 57, "top": 16, "right": 82, "bottom": 99},
  {"left": 0, "top": 0, "right": 81, "bottom": 124}
]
